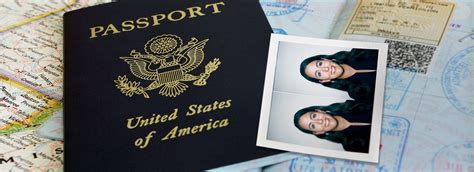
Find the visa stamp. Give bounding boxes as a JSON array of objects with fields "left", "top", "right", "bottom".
[
  {"left": 431, "top": 141, "right": 474, "bottom": 172},
  {"left": 384, "top": 69, "right": 416, "bottom": 111},
  {"left": 342, "top": 0, "right": 455, "bottom": 46},
  {"left": 273, "top": 28, "right": 288, "bottom": 35},
  {"left": 287, "top": 115, "right": 410, "bottom": 172},
  {"left": 260, "top": 0, "right": 308, "bottom": 16},
  {"left": 441, "top": 46, "right": 474, "bottom": 116}
]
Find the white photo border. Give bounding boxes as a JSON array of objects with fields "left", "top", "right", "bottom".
[{"left": 256, "top": 34, "right": 388, "bottom": 163}]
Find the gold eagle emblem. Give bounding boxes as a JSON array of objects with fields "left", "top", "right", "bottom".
[{"left": 114, "top": 34, "right": 221, "bottom": 98}]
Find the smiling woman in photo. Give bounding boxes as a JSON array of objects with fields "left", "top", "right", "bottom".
[
  {"left": 257, "top": 35, "right": 386, "bottom": 162},
  {"left": 293, "top": 100, "right": 373, "bottom": 153},
  {"left": 300, "top": 49, "right": 378, "bottom": 103}
]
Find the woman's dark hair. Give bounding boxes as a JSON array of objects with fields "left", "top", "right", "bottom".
[
  {"left": 299, "top": 50, "right": 351, "bottom": 83},
  {"left": 293, "top": 106, "right": 322, "bottom": 134},
  {"left": 299, "top": 52, "right": 350, "bottom": 90},
  {"left": 299, "top": 55, "right": 327, "bottom": 83}
]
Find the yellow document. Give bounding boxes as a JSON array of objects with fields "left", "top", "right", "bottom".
[{"left": 342, "top": 0, "right": 455, "bottom": 45}]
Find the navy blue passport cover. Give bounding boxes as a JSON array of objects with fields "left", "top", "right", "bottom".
[{"left": 64, "top": 0, "right": 281, "bottom": 171}]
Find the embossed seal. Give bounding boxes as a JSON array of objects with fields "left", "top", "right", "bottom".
[{"left": 114, "top": 34, "right": 221, "bottom": 98}]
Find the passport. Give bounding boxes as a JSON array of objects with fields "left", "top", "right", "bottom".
[{"left": 63, "top": 0, "right": 282, "bottom": 171}]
